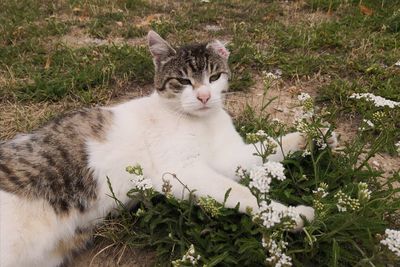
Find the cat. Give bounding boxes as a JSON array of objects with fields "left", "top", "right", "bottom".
[{"left": 0, "top": 31, "right": 337, "bottom": 267}]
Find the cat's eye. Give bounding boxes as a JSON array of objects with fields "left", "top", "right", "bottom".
[
  {"left": 177, "top": 78, "right": 192, "bottom": 86},
  {"left": 209, "top": 73, "right": 221, "bottom": 83}
]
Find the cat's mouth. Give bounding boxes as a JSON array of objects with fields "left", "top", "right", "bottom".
[{"left": 198, "top": 106, "right": 211, "bottom": 110}]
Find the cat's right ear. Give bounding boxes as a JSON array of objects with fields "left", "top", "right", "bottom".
[{"left": 147, "top": 31, "right": 176, "bottom": 67}]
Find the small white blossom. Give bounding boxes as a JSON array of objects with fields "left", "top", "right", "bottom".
[
  {"left": 263, "top": 161, "right": 286, "bottom": 181},
  {"left": 257, "top": 202, "right": 282, "bottom": 228},
  {"left": 349, "top": 93, "right": 400, "bottom": 108},
  {"left": 248, "top": 162, "right": 286, "bottom": 193},
  {"left": 297, "top": 92, "right": 311, "bottom": 102},
  {"left": 256, "top": 129, "right": 268, "bottom": 138},
  {"left": 395, "top": 141, "right": 400, "bottom": 154},
  {"left": 357, "top": 182, "right": 371, "bottom": 203},
  {"left": 263, "top": 69, "right": 282, "bottom": 80},
  {"left": 395, "top": 60, "right": 400, "bottom": 67},
  {"left": 172, "top": 244, "right": 201, "bottom": 266},
  {"left": 130, "top": 175, "right": 153, "bottom": 191},
  {"left": 313, "top": 183, "right": 328, "bottom": 198},
  {"left": 335, "top": 190, "right": 360, "bottom": 212},
  {"left": 381, "top": 229, "right": 400, "bottom": 257},
  {"left": 264, "top": 239, "right": 292, "bottom": 267},
  {"left": 255, "top": 202, "right": 298, "bottom": 229},
  {"left": 302, "top": 149, "right": 311, "bottom": 157},
  {"left": 249, "top": 166, "right": 271, "bottom": 193}
]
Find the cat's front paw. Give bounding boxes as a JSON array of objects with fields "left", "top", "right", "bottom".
[{"left": 292, "top": 205, "right": 315, "bottom": 231}]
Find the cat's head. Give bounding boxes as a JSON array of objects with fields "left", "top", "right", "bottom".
[{"left": 148, "top": 31, "right": 230, "bottom": 116}]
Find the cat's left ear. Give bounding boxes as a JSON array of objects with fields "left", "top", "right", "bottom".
[
  {"left": 207, "top": 40, "right": 230, "bottom": 59},
  {"left": 148, "top": 31, "right": 176, "bottom": 66}
]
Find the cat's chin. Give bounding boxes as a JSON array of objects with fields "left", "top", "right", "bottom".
[{"left": 184, "top": 106, "right": 218, "bottom": 117}]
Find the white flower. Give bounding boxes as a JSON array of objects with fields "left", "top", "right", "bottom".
[
  {"left": 263, "top": 70, "right": 282, "bottom": 80},
  {"left": 248, "top": 162, "right": 286, "bottom": 193},
  {"left": 302, "top": 149, "right": 311, "bottom": 157},
  {"left": 381, "top": 229, "right": 400, "bottom": 257},
  {"left": 349, "top": 93, "right": 400, "bottom": 108},
  {"left": 258, "top": 202, "right": 282, "bottom": 228},
  {"left": 130, "top": 175, "right": 153, "bottom": 191},
  {"left": 256, "top": 129, "right": 268, "bottom": 138},
  {"left": 263, "top": 161, "right": 286, "bottom": 181},
  {"left": 249, "top": 166, "right": 271, "bottom": 193},
  {"left": 395, "top": 141, "right": 400, "bottom": 154},
  {"left": 298, "top": 92, "right": 311, "bottom": 102},
  {"left": 335, "top": 190, "right": 360, "bottom": 212},
  {"left": 395, "top": 60, "right": 400, "bottom": 67},
  {"left": 255, "top": 202, "right": 298, "bottom": 229},
  {"left": 264, "top": 239, "right": 292, "bottom": 267},
  {"left": 358, "top": 182, "right": 371, "bottom": 203},
  {"left": 313, "top": 186, "right": 328, "bottom": 198},
  {"left": 336, "top": 204, "right": 347, "bottom": 212},
  {"left": 172, "top": 244, "right": 201, "bottom": 266}
]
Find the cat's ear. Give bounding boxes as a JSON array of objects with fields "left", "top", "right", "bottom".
[
  {"left": 147, "top": 31, "right": 176, "bottom": 65},
  {"left": 207, "top": 40, "right": 230, "bottom": 59}
]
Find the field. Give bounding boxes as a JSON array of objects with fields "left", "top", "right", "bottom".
[{"left": 1, "top": 0, "right": 400, "bottom": 266}]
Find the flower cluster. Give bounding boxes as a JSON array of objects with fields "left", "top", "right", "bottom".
[
  {"left": 297, "top": 93, "right": 314, "bottom": 116},
  {"left": 254, "top": 201, "right": 298, "bottom": 229},
  {"left": 396, "top": 141, "right": 400, "bottom": 154},
  {"left": 357, "top": 182, "right": 371, "bottom": 203},
  {"left": 349, "top": 93, "right": 400, "bottom": 108},
  {"left": 294, "top": 93, "right": 320, "bottom": 138},
  {"left": 334, "top": 190, "right": 360, "bottom": 212},
  {"left": 172, "top": 244, "right": 201, "bottom": 266},
  {"left": 198, "top": 196, "right": 222, "bottom": 218},
  {"left": 263, "top": 69, "right": 282, "bottom": 81},
  {"left": 249, "top": 166, "right": 272, "bottom": 193},
  {"left": 313, "top": 183, "right": 329, "bottom": 198},
  {"left": 263, "top": 238, "right": 292, "bottom": 267},
  {"left": 249, "top": 161, "right": 286, "bottom": 194},
  {"left": 380, "top": 229, "right": 400, "bottom": 257},
  {"left": 126, "top": 165, "right": 152, "bottom": 191}
]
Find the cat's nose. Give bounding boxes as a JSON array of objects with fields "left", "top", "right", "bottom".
[{"left": 197, "top": 92, "right": 210, "bottom": 104}]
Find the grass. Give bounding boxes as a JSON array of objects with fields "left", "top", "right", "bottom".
[{"left": 1, "top": 0, "right": 400, "bottom": 266}]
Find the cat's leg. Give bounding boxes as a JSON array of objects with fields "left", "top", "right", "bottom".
[
  {"left": 268, "top": 131, "right": 338, "bottom": 162},
  {"left": 155, "top": 163, "right": 314, "bottom": 229},
  {"left": 0, "top": 191, "right": 65, "bottom": 267}
]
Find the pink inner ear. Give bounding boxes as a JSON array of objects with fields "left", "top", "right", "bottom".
[{"left": 216, "top": 47, "right": 229, "bottom": 59}]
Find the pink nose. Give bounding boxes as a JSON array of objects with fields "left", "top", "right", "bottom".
[{"left": 197, "top": 92, "right": 210, "bottom": 104}]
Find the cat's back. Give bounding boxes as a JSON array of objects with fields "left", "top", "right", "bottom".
[{"left": 0, "top": 107, "right": 114, "bottom": 213}]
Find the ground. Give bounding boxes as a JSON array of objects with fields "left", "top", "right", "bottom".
[{"left": 1, "top": 0, "right": 399, "bottom": 266}]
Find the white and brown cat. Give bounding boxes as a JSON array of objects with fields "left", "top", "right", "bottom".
[{"left": 0, "top": 31, "right": 336, "bottom": 267}]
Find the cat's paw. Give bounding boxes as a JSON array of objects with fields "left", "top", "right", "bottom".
[{"left": 292, "top": 205, "right": 315, "bottom": 232}]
